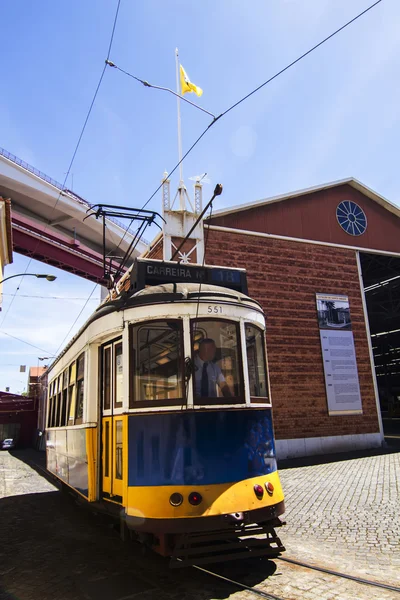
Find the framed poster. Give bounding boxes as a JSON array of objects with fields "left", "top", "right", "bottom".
[{"left": 316, "top": 293, "right": 362, "bottom": 415}]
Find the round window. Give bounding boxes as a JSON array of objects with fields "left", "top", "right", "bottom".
[{"left": 336, "top": 201, "right": 367, "bottom": 236}]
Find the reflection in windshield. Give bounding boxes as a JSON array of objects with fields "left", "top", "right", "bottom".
[
  {"left": 192, "top": 320, "right": 242, "bottom": 400},
  {"left": 133, "top": 321, "right": 183, "bottom": 401}
]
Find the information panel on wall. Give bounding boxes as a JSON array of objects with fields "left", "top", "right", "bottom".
[{"left": 316, "top": 293, "right": 362, "bottom": 415}]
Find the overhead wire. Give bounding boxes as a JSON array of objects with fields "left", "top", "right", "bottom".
[
  {"left": 111, "top": 0, "right": 383, "bottom": 248},
  {"left": 0, "top": 0, "right": 121, "bottom": 330},
  {"left": 1, "top": 293, "right": 100, "bottom": 300},
  {"left": 108, "top": 62, "right": 215, "bottom": 118},
  {"left": 2, "top": 0, "right": 383, "bottom": 359},
  {"left": 217, "top": 0, "right": 383, "bottom": 120},
  {"left": 0, "top": 331, "right": 54, "bottom": 355},
  {"left": 108, "top": 124, "right": 213, "bottom": 259},
  {"left": 1, "top": 0, "right": 122, "bottom": 368}
]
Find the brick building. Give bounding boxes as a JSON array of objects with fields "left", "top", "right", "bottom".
[
  {"left": 146, "top": 177, "right": 400, "bottom": 458},
  {"left": 0, "top": 391, "right": 37, "bottom": 447}
]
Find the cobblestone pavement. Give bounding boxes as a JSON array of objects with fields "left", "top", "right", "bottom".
[
  {"left": 279, "top": 451, "right": 400, "bottom": 588},
  {"left": 0, "top": 449, "right": 399, "bottom": 600}
]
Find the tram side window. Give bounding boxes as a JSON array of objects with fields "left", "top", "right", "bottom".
[
  {"left": 61, "top": 369, "right": 69, "bottom": 426},
  {"left": 103, "top": 347, "right": 111, "bottom": 410},
  {"left": 50, "top": 379, "right": 58, "bottom": 428},
  {"left": 75, "top": 353, "right": 85, "bottom": 424},
  {"left": 51, "top": 381, "right": 57, "bottom": 427},
  {"left": 68, "top": 362, "right": 76, "bottom": 425},
  {"left": 114, "top": 343, "right": 123, "bottom": 408},
  {"left": 56, "top": 375, "right": 62, "bottom": 426},
  {"left": 101, "top": 339, "right": 123, "bottom": 411},
  {"left": 131, "top": 320, "right": 183, "bottom": 405},
  {"left": 47, "top": 370, "right": 74, "bottom": 428},
  {"left": 245, "top": 324, "right": 269, "bottom": 402},
  {"left": 191, "top": 319, "right": 243, "bottom": 403},
  {"left": 47, "top": 381, "right": 54, "bottom": 427},
  {"left": 115, "top": 421, "right": 123, "bottom": 480}
]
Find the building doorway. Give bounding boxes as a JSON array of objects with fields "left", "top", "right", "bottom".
[{"left": 360, "top": 252, "right": 400, "bottom": 446}]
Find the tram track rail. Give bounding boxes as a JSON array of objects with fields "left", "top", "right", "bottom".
[
  {"left": 191, "top": 553, "right": 400, "bottom": 600},
  {"left": 192, "top": 564, "right": 284, "bottom": 600},
  {"left": 277, "top": 556, "right": 400, "bottom": 594},
  {"left": 13, "top": 451, "right": 400, "bottom": 600}
]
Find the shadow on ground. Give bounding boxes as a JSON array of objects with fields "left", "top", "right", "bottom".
[{"left": 1, "top": 454, "right": 279, "bottom": 600}]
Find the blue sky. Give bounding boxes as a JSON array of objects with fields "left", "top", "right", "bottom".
[{"left": 1, "top": 0, "right": 399, "bottom": 393}]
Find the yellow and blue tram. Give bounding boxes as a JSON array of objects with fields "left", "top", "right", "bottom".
[{"left": 45, "top": 259, "right": 285, "bottom": 565}]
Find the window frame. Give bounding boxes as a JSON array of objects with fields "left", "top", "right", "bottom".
[
  {"left": 129, "top": 319, "right": 185, "bottom": 408},
  {"left": 244, "top": 323, "right": 270, "bottom": 404},
  {"left": 56, "top": 375, "right": 62, "bottom": 426},
  {"left": 114, "top": 342, "right": 123, "bottom": 409},
  {"left": 100, "top": 336, "right": 123, "bottom": 414},
  {"left": 47, "top": 382, "right": 53, "bottom": 428},
  {"left": 74, "top": 352, "right": 85, "bottom": 425},
  {"left": 115, "top": 420, "right": 123, "bottom": 480},
  {"left": 190, "top": 317, "right": 245, "bottom": 406},
  {"left": 102, "top": 345, "right": 112, "bottom": 411},
  {"left": 67, "top": 362, "right": 76, "bottom": 425},
  {"left": 47, "top": 386, "right": 53, "bottom": 428},
  {"left": 46, "top": 352, "right": 87, "bottom": 429}
]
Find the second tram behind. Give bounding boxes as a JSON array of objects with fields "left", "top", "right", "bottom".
[{"left": 45, "top": 260, "right": 285, "bottom": 566}]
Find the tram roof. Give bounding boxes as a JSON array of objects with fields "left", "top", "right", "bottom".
[
  {"left": 134, "top": 282, "right": 254, "bottom": 302},
  {"left": 48, "top": 281, "right": 262, "bottom": 373}
]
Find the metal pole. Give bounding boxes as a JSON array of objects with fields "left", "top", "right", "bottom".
[
  {"left": 171, "top": 184, "right": 222, "bottom": 261},
  {"left": 175, "top": 48, "right": 185, "bottom": 210}
]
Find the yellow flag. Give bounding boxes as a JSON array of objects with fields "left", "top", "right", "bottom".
[{"left": 180, "top": 64, "right": 203, "bottom": 97}]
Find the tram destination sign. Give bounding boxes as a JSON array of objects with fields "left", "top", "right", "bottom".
[{"left": 131, "top": 259, "right": 248, "bottom": 294}]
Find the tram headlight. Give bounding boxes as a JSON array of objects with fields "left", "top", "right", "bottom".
[
  {"left": 188, "top": 492, "right": 203, "bottom": 506},
  {"left": 169, "top": 493, "right": 183, "bottom": 507}
]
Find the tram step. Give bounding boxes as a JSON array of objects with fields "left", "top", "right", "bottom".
[{"left": 169, "top": 523, "right": 286, "bottom": 568}]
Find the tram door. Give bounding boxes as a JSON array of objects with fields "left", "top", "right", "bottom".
[{"left": 101, "top": 340, "right": 124, "bottom": 502}]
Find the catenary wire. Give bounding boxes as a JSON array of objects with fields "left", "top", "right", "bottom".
[
  {"left": 0, "top": 60, "right": 105, "bottom": 328},
  {"left": 108, "top": 0, "right": 383, "bottom": 260},
  {"left": 108, "top": 62, "right": 215, "bottom": 118},
  {"left": 106, "top": 0, "right": 121, "bottom": 61},
  {"left": 0, "top": 0, "right": 121, "bottom": 330},
  {"left": 1, "top": 293, "right": 99, "bottom": 300},
  {"left": 3, "top": 0, "right": 382, "bottom": 356},
  {"left": 110, "top": 124, "right": 214, "bottom": 258},
  {"left": 34, "top": 0, "right": 383, "bottom": 336},
  {"left": 217, "top": 0, "right": 382, "bottom": 120},
  {"left": 0, "top": 331, "right": 54, "bottom": 355}
]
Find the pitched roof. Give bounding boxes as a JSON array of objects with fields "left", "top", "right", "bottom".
[{"left": 209, "top": 178, "right": 400, "bottom": 221}]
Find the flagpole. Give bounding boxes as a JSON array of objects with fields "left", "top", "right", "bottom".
[{"left": 175, "top": 48, "right": 185, "bottom": 210}]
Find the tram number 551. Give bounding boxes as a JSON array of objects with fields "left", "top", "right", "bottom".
[{"left": 208, "top": 305, "right": 223, "bottom": 314}]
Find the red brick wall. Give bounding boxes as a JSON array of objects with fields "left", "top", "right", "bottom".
[
  {"left": 206, "top": 227, "right": 380, "bottom": 440},
  {"left": 146, "top": 238, "right": 163, "bottom": 259}
]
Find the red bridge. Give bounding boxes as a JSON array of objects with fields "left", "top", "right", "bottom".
[{"left": 0, "top": 148, "right": 147, "bottom": 284}]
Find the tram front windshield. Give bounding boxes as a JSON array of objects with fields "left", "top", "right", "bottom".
[
  {"left": 192, "top": 320, "right": 243, "bottom": 402},
  {"left": 131, "top": 318, "right": 269, "bottom": 404}
]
